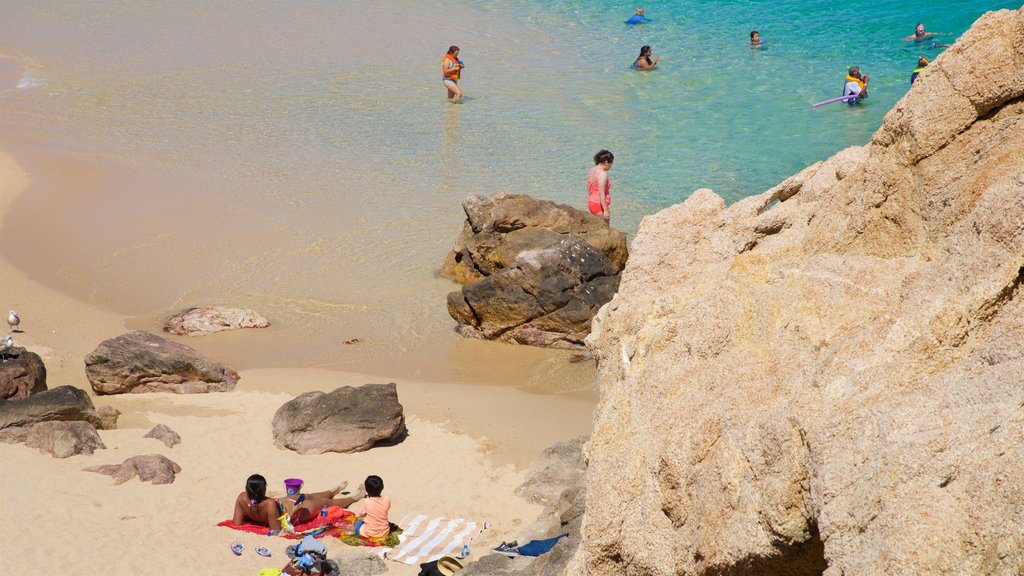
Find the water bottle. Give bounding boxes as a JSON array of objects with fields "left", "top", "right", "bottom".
[
  {"left": 267, "top": 529, "right": 280, "bottom": 536},
  {"left": 319, "top": 505, "right": 329, "bottom": 525},
  {"left": 460, "top": 544, "right": 470, "bottom": 559}
]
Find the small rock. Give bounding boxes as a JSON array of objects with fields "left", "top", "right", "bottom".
[
  {"left": 84, "top": 454, "right": 182, "bottom": 485},
  {"left": 25, "top": 421, "right": 105, "bottom": 458},
  {"left": 143, "top": 424, "right": 181, "bottom": 448},
  {"left": 329, "top": 554, "right": 386, "bottom": 576},
  {"left": 0, "top": 347, "right": 47, "bottom": 400},
  {"left": 97, "top": 406, "right": 121, "bottom": 430}
]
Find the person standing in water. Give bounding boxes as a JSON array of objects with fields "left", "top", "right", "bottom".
[
  {"left": 910, "top": 56, "right": 929, "bottom": 84},
  {"left": 587, "top": 150, "right": 614, "bottom": 223},
  {"left": 843, "top": 65, "right": 869, "bottom": 103},
  {"left": 442, "top": 45, "right": 464, "bottom": 103},
  {"left": 633, "top": 45, "right": 659, "bottom": 70}
]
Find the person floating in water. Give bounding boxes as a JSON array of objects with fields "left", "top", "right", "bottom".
[
  {"left": 442, "top": 45, "right": 464, "bottom": 103},
  {"left": 843, "top": 66, "right": 869, "bottom": 104},
  {"left": 903, "top": 23, "right": 946, "bottom": 42},
  {"left": 625, "top": 7, "right": 649, "bottom": 25},
  {"left": 633, "top": 45, "right": 659, "bottom": 70},
  {"left": 910, "top": 56, "right": 928, "bottom": 85},
  {"left": 749, "top": 30, "right": 767, "bottom": 48},
  {"left": 587, "top": 149, "right": 614, "bottom": 223}
]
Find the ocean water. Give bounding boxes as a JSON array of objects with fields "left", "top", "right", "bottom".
[{"left": 0, "top": 1, "right": 1015, "bottom": 388}]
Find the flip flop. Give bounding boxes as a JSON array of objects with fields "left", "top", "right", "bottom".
[
  {"left": 255, "top": 546, "right": 272, "bottom": 558},
  {"left": 230, "top": 542, "right": 243, "bottom": 556}
]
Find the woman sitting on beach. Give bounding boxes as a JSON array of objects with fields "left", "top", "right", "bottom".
[
  {"left": 232, "top": 474, "right": 365, "bottom": 528},
  {"left": 633, "top": 45, "right": 659, "bottom": 70}
]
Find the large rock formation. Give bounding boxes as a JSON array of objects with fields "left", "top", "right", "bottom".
[
  {"left": 0, "top": 385, "right": 103, "bottom": 430},
  {"left": 575, "top": 9, "right": 1024, "bottom": 576},
  {"left": 85, "top": 330, "right": 239, "bottom": 394},
  {"left": 0, "top": 346, "right": 47, "bottom": 400},
  {"left": 164, "top": 305, "right": 270, "bottom": 336},
  {"left": 442, "top": 194, "right": 628, "bottom": 349},
  {"left": 440, "top": 193, "right": 628, "bottom": 285},
  {"left": 272, "top": 383, "right": 406, "bottom": 455}
]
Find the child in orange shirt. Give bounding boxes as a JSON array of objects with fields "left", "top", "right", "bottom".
[{"left": 356, "top": 475, "right": 391, "bottom": 538}]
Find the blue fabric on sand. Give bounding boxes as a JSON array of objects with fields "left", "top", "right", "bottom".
[{"left": 516, "top": 533, "right": 569, "bottom": 557}]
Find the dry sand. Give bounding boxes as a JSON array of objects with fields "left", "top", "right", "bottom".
[{"left": 0, "top": 150, "right": 596, "bottom": 575}]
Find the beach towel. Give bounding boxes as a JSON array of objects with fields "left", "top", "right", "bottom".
[
  {"left": 332, "top": 511, "right": 403, "bottom": 548},
  {"left": 216, "top": 507, "right": 353, "bottom": 539},
  {"left": 516, "top": 533, "right": 569, "bottom": 557},
  {"left": 382, "top": 513, "right": 489, "bottom": 565}
]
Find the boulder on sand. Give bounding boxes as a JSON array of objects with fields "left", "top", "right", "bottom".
[
  {"left": 84, "top": 454, "right": 182, "bottom": 485},
  {"left": 272, "top": 383, "right": 406, "bottom": 455},
  {"left": 25, "top": 420, "right": 106, "bottom": 458},
  {"left": 447, "top": 236, "right": 620, "bottom": 349},
  {"left": 84, "top": 330, "right": 239, "bottom": 395},
  {"left": 164, "top": 305, "right": 270, "bottom": 336},
  {"left": 0, "top": 385, "right": 102, "bottom": 430},
  {"left": 439, "top": 193, "right": 628, "bottom": 284},
  {"left": 0, "top": 346, "right": 47, "bottom": 400},
  {"left": 143, "top": 423, "right": 181, "bottom": 448}
]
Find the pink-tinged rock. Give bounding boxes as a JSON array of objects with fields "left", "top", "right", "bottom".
[
  {"left": 84, "top": 454, "right": 182, "bottom": 485},
  {"left": 143, "top": 423, "right": 181, "bottom": 448},
  {"left": 164, "top": 305, "right": 270, "bottom": 337},
  {"left": 25, "top": 420, "right": 105, "bottom": 458}
]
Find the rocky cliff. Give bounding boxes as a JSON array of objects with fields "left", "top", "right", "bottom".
[{"left": 574, "top": 8, "right": 1024, "bottom": 576}]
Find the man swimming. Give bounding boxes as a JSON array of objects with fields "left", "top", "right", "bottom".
[
  {"left": 903, "top": 23, "right": 946, "bottom": 41},
  {"left": 625, "top": 7, "right": 649, "bottom": 25}
]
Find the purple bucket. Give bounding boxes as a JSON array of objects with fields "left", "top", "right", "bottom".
[{"left": 284, "top": 478, "right": 304, "bottom": 496}]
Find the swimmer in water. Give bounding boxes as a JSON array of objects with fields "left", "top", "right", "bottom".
[
  {"left": 903, "top": 23, "right": 946, "bottom": 42},
  {"left": 625, "top": 7, "right": 649, "bottom": 25},
  {"left": 843, "top": 65, "right": 869, "bottom": 104},
  {"left": 910, "top": 56, "right": 928, "bottom": 85},
  {"left": 633, "top": 45, "right": 659, "bottom": 70},
  {"left": 749, "top": 30, "right": 767, "bottom": 48}
]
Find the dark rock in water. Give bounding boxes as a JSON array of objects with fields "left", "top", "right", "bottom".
[
  {"left": 84, "top": 454, "right": 182, "bottom": 485},
  {"left": 0, "top": 385, "right": 101, "bottom": 430},
  {"left": 0, "top": 346, "right": 47, "bottom": 400},
  {"left": 164, "top": 305, "right": 270, "bottom": 337},
  {"left": 84, "top": 330, "right": 239, "bottom": 395},
  {"left": 447, "top": 237, "right": 620, "bottom": 349},
  {"left": 440, "top": 193, "right": 628, "bottom": 285},
  {"left": 25, "top": 420, "right": 106, "bottom": 458},
  {"left": 272, "top": 383, "right": 406, "bottom": 455},
  {"left": 144, "top": 423, "right": 181, "bottom": 448}
]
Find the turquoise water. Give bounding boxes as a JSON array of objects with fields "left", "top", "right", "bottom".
[{"left": 0, "top": 1, "right": 1015, "bottom": 386}]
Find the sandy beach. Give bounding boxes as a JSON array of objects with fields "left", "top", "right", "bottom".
[{"left": 0, "top": 150, "right": 596, "bottom": 574}]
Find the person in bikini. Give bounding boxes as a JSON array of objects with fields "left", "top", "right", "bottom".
[
  {"left": 442, "top": 45, "right": 464, "bottom": 103},
  {"left": 633, "top": 45, "right": 659, "bottom": 70},
  {"left": 587, "top": 149, "right": 614, "bottom": 223},
  {"left": 232, "top": 474, "right": 365, "bottom": 528}
]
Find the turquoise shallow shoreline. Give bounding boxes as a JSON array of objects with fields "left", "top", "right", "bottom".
[{"left": 0, "top": 1, "right": 1016, "bottom": 386}]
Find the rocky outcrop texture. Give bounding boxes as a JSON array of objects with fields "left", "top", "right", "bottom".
[
  {"left": 575, "top": 9, "right": 1024, "bottom": 576},
  {"left": 164, "top": 305, "right": 270, "bottom": 336},
  {"left": 84, "top": 454, "right": 182, "bottom": 485},
  {"left": 25, "top": 421, "right": 105, "bottom": 458},
  {"left": 0, "top": 385, "right": 102, "bottom": 430},
  {"left": 442, "top": 194, "right": 628, "bottom": 349},
  {"left": 144, "top": 424, "right": 181, "bottom": 448},
  {"left": 85, "top": 330, "right": 239, "bottom": 394},
  {"left": 272, "top": 383, "right": 406, "bottom": 455},
  {"left": 0, "top": 347, "right": 47, "bottom": 400}
]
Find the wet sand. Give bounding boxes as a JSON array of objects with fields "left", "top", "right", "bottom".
[{"left": 0, "top": 150, "right": 596, "bottom": 574}]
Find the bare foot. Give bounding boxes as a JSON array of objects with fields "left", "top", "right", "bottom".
[
  {"left": 353, "top": 484, "right": 367, "bottom": 501},
  {"left": 331, "top": 481, "right": 349, "bottom": 496}
]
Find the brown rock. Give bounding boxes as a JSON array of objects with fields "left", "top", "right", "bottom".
[
  {"left": 84, "top": 454, "right": 182, "bottom": 485},
  {"left": 143, "top": 423, "right": 181, "bottom": 448},
  {"left": 84, "top": 330, "right": 239, "bottom": 395},
  {"left": 439, "top": 193, "right": 628, "bottom": 284},
  {"left": 25, "top": 420, "right": 105, "bottom": 458},
  {"left": 272, "top": 383, "right": 406, "bottom": 455},
  {"left": 0, "top": 385, "right": 101, "bottom": 430},
  {"left": 0, "top": 426, "right": 29, "bottom": 444},
  {"left": 0, "top": 346, "right": 47, "bottom": 400},
  {"left": 96, "top": 405, "right": 121, "bottom": 430},
  {"left": 575, "top": 9, "right": 1024, "bottom": 576},
  {"left": 164, "top": 305, "right": 270, "bottom": 337}
]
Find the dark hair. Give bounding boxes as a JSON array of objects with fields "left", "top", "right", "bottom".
[
  {"left": 593, "top": 149, "right": 614, "bottom": 165},
  {"left": 750, "top": 30, "right": 758, "bottom": 39},
  {"left": 639, "top": 45, "right": 652, "bottom": 57},
  {"left": 365, "top": 475, "right": 384, "bottom": 497},
  {"left": 246, "top": 474, "right": 268, "bottom": 504},
  {"left": 447, "top": 45, "right": 460, "bottom": 55}
]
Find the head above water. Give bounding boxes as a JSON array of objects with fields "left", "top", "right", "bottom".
[
  {"left": 365, "top": 475, "right": 384, "bottom": 497},
  {"left": 635, "top": 7, "right": 645, "bottom": 16},
  {"left": 848, "top": 65, "right": 861, "bottom": 78},
  {"left": 917, "top": 56, "right": 929, "bottom": 67},
  {"left": 447, "top": 45, "right": 460, "bottom": 56},
  {"left": 639, "top": 45, "right": 652, "bottom": 57},
  {"left": 915, "top": 23, "right": 926, "bottom": 37},
  {"left": 750, "top": 31, "right": 760, "bottom": 42},
  {"left": 246, "top": 474, "right": 268, "bottom": 503},
  {"left": 593, "top": 149, "right": 614, "bottom": 166}
]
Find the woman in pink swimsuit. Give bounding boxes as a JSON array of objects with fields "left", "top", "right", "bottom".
[{"left": 587, "top": 149, "right": 614, "bottom": 223}]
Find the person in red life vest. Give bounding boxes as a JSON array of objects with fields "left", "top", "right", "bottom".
[{"left": 442, "top": 46, "right": 464, "bottom": 103}]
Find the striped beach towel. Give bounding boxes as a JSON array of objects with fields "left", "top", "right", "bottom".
[{"left": 382, "top": 513, "right": 488, "bottom": 565}]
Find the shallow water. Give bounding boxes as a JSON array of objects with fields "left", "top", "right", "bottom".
[{"left": 0, "top": 0, "right": 1015, "bottom": 388}]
